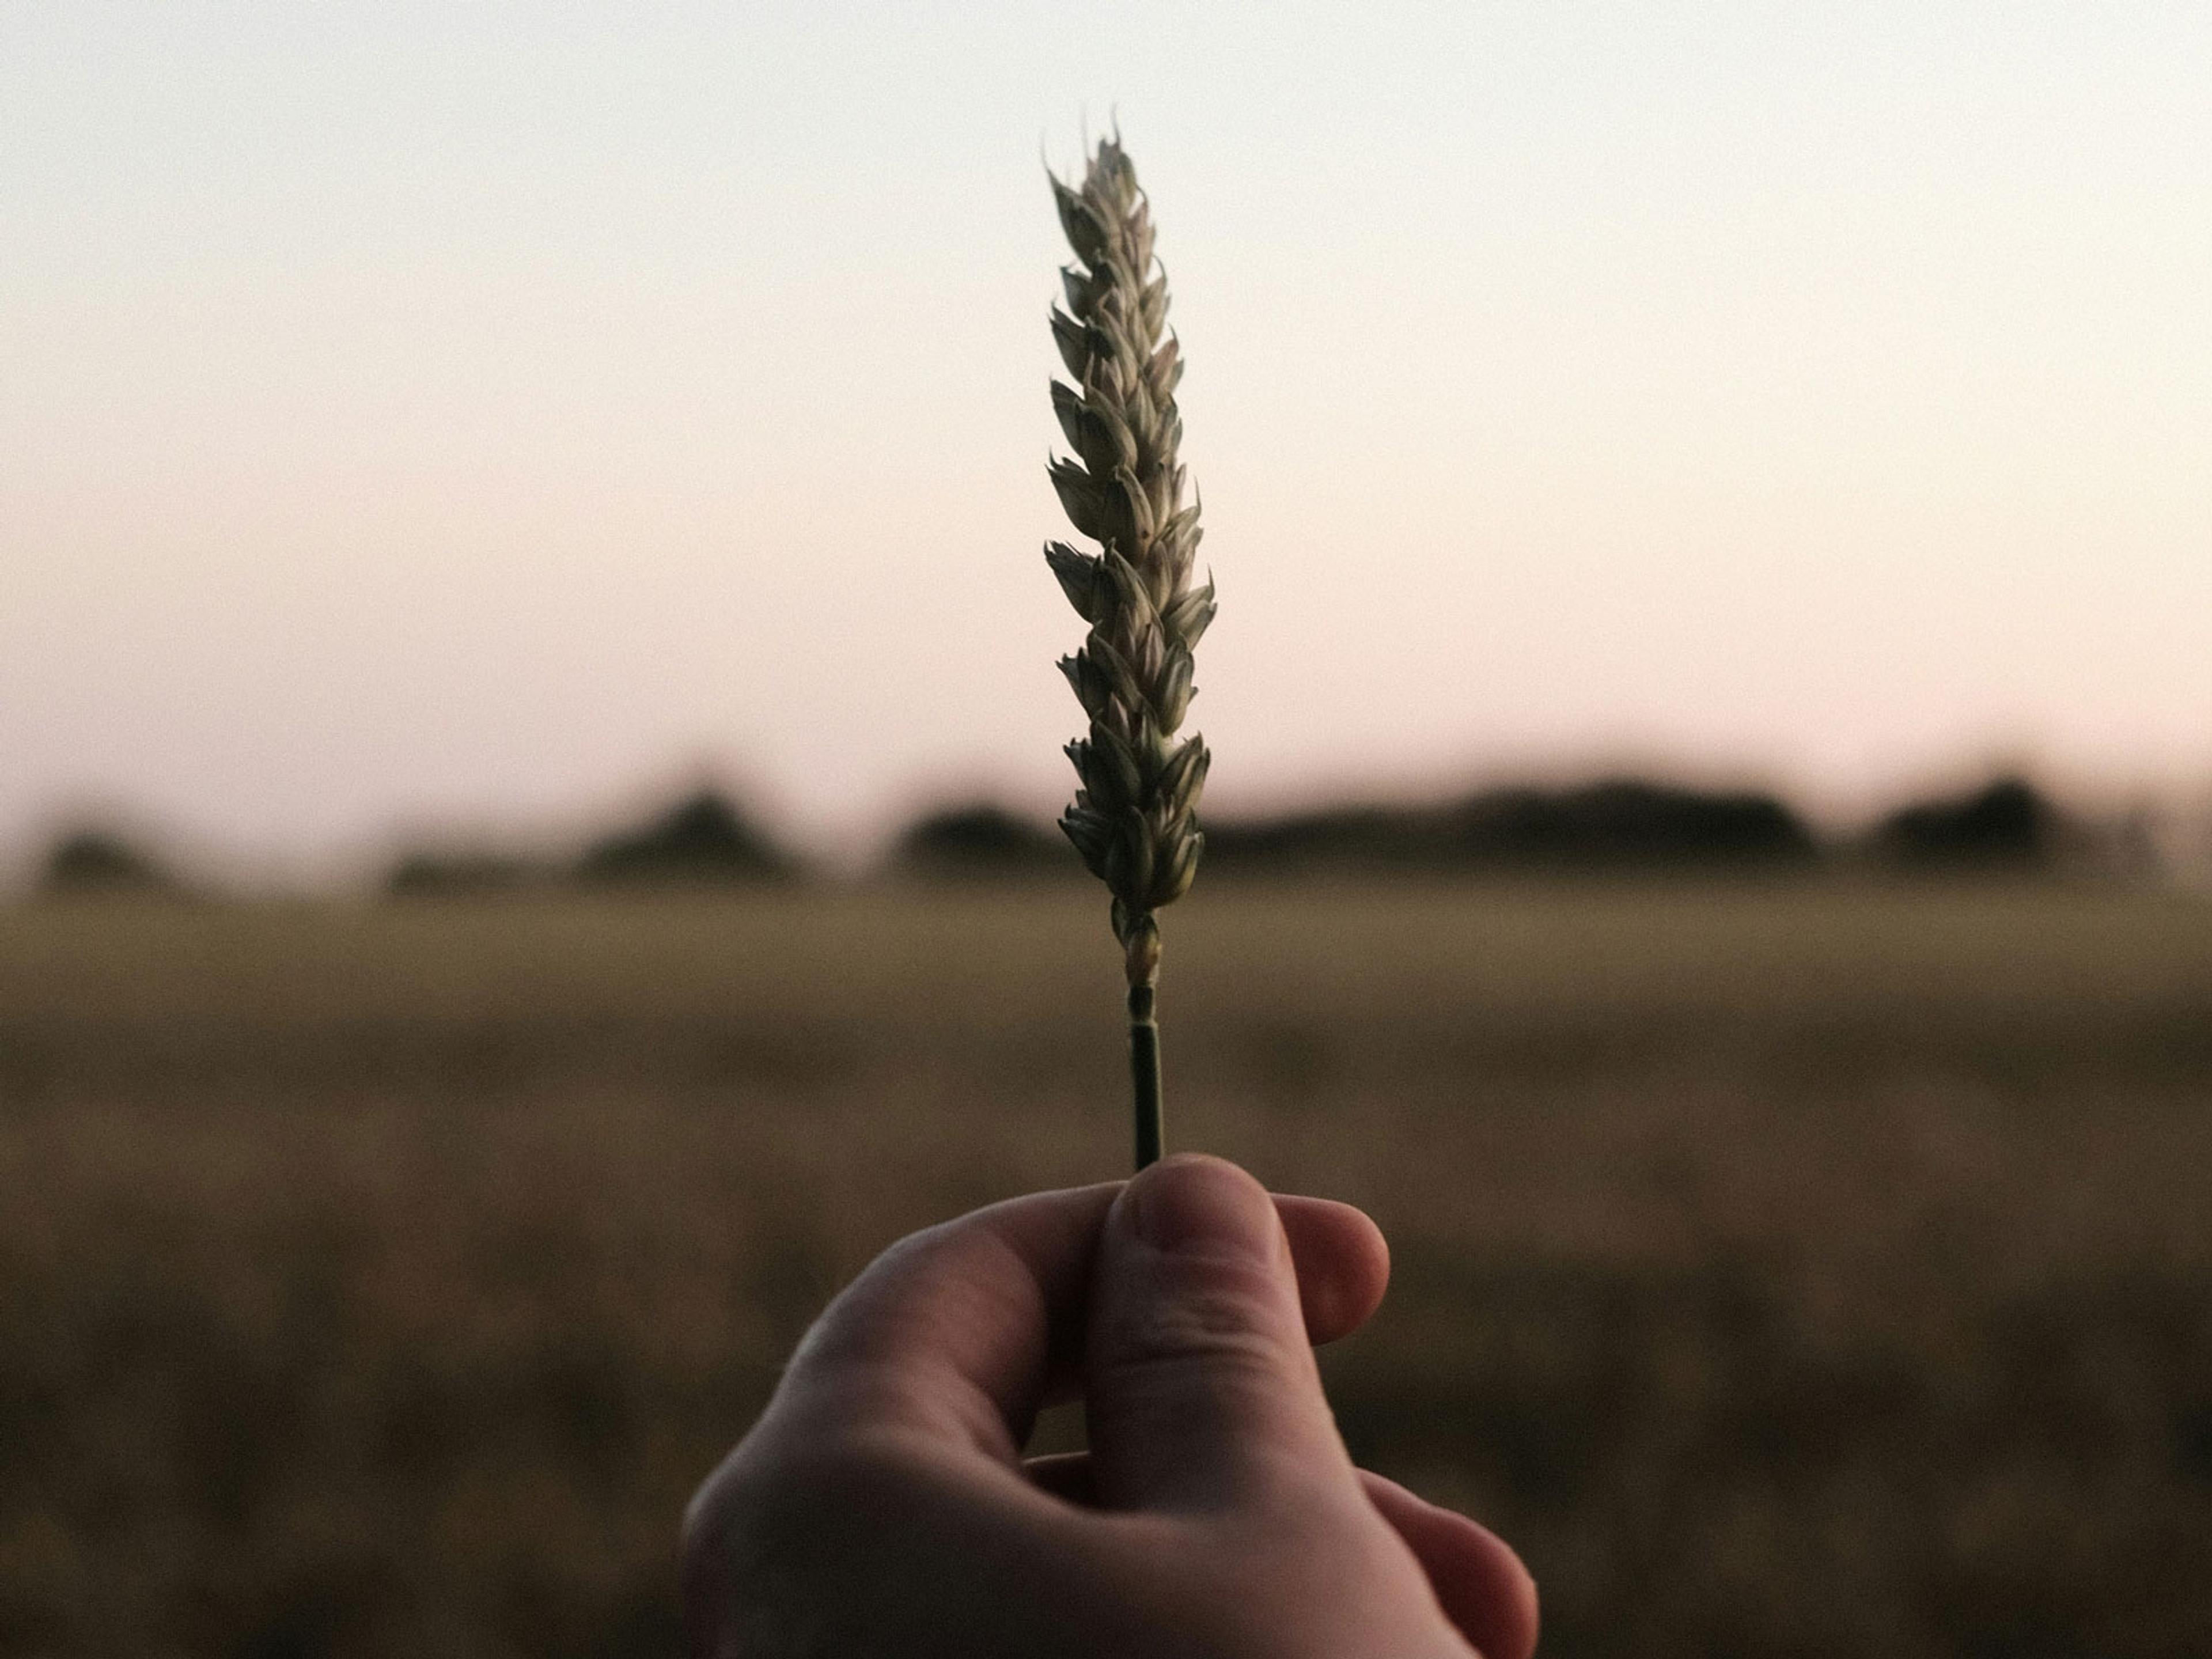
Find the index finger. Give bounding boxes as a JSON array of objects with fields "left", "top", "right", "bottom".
[{"left": 773, "top": 1181, "right": 1122, "bottom": 1462}]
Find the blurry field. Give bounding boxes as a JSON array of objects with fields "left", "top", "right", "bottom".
[{"left": 3, "top": 879, "right": 2211, "bottom": 1658}]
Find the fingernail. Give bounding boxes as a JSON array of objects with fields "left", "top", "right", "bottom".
[{"left": 1124, "top": 1155, "right": 1275, "bottom": 1259}]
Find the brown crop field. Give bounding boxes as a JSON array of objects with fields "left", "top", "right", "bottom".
[{"left": 3, "top": 879, "right": 2211, "bottom": 1658}]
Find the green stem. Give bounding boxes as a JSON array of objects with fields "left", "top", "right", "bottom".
[{"left": 1128, "top": 980, "right": 1162, "bottom": 1170}]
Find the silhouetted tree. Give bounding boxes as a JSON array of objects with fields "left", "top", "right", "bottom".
[
  {"left": 1202, "top": 779, "right": 1818, "bottom": 874},
  {"left": 386, "top": 850, "right": 551, "bottom": 896},
  {"left": 39, "top": 828, "right": 178, "bottom": 893},
  {"left": 1200, "top": 805, "right": 1440, "bottom": 870},
  {"left": 1453, "top": 781, "right": 1817, "bottom": 869},
  {"left": 891, "top": 804, "right": 1075, "bottom": 878},
  {"left": 575, "top": 790, "right": 793, "bottom": 884},
  {"left": 1870, "top": 777, "right": 2058, "bottom": 870}
]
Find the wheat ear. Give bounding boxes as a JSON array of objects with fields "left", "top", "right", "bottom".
[{"left": 1044, "top": 137, "right": 1214, "bottom": 1170}]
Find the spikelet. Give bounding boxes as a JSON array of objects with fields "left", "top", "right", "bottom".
[{"left": 1045, "top": 138, "right": 1214, "bottom": 992}]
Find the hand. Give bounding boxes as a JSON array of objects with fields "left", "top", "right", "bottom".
[{"left": 683, "top": 1154, "right": 1537, "bottom": 1658}]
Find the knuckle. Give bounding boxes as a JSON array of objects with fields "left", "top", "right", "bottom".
[
  {"left": 1097, "top": 1272, "right": 1298, "bottom": 1385},
  {"left": 685, "top": 1437, "right": 884, "bottom": 1566}
]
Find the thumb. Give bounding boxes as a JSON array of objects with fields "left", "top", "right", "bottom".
[{"left": 1083, "top": 1154, "right": 1357, "bottom": 1511}]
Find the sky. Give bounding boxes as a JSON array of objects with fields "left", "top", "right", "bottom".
[{"left": 5, "top": 2, "right": 2209, "bottom": 876}]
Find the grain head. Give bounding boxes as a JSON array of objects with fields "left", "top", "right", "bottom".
[{"left": 1044, "top": 137, "right": 1213, "bottom": 992}]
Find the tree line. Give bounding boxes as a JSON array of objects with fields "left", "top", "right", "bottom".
[{"left": 22, "top": 773, "right": 2173, "bottom": 897}]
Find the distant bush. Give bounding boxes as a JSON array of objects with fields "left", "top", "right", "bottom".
[
  {"left": 1455, "top": 780, "right": 1817, "bottom": 869},
  {"left": 1204, "top": 779, "right": 1819, "bottom": 874},
  {"left": 1200, "top": 804, "right": 1437, "bottom": 870},
  {"left": 890, "top": 804, "right": 1077, "bottom": 879},
  {"left": 38, "top": 828, "right": 180, "bottom": 894},
  {"left": 575, "top": 790, "right": 793, "bottom": 884},
  {"left": 386, "top": 850, "right": 554, "bottom": 897},
  {"left": 1869, "top": 777, "right": 2058, "bottom": 870}
]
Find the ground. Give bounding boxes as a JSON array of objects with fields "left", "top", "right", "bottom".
[{"left": 3, "top": 878, "right": 2210, "bottom": 1657}]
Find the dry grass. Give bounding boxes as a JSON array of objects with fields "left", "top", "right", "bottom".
[{"left": 3, "top": 879, "right": 2211, "bottom": 1657}]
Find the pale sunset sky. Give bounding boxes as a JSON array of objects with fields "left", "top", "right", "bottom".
[{"left": 5, "top": 3, "right": 2207, "bottom": 874}]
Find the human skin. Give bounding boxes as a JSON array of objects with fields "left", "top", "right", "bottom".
[{"left": 683, "top": 1154, "right": 1539, "bottom": 1658}]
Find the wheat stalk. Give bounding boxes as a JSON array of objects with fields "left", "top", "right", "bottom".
[{"left": 1044, "top": 137, "right": 1213, "bottom": 1170}]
